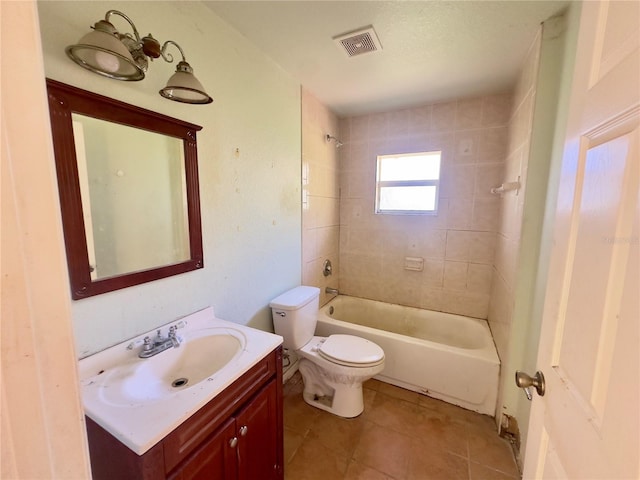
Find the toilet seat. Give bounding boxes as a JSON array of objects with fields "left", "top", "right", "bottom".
[{"left": 317, "top": 334, "right": 384, "bottom": 368}]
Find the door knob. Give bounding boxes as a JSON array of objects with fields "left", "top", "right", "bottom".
[
  {"left": 515, "top": 370, "right": 546, "bottom": 397},
  {"left": 239, "top": 425, "right": 248, "bottom": 437},
  {"left": 229, "top": 437, "right": 238, "bottom": 448}
]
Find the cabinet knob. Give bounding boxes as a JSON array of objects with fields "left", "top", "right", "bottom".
[
  {"left": 229, "top": 437, "right": 238, "bottom": 448},
  {"left": 239, "top": 425, "right": 248, "bottom": 437}
]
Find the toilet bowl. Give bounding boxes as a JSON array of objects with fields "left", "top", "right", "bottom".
[
  {"left": 270, "top": 286, "right": 385, "bottom": 418},
  {"left": 297, "top": 335, "right": 384, "bottom": 417}
]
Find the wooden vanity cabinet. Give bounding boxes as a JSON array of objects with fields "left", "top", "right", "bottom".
[
  {"left": 86, "top": 347, "right": 283, "bottom": 480},
  {"left": 167, "top": 417, "right": 237, "bottom": 480}
]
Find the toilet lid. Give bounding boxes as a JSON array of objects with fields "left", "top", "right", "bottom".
[{"left": 318, "top": 334, "right": 384, "bottom": 367}]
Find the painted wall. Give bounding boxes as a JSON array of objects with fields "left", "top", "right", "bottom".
[
  {"left": 37, "top": 1, "right": 302, "bottom": 357},
  {"left": 301, "top": 88, "right": 341, "bottom": 306},
  {"left": 338, "top": 94, "right": 511, "bottom": 318}
]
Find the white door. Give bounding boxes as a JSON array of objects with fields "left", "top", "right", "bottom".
[
  {"left": 72, "top": 120, "right": 99, "bottom": 280},
  {"left": 523, "top": 1, "right": 639, "bottom": 479}
]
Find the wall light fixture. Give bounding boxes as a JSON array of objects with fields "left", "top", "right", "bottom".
[{"left": 66, "top": 10, "right": 213, "bottom": 104}]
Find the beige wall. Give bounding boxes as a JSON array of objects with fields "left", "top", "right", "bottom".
[
  {"left": 37, "top": 1, "right": 302, "bottom": 357},
  {"left": 338, "top": 94, "right": 511, "bottom": 318},
  {"left": 301, "top": 88, "right": 341, "bottom": 306}
]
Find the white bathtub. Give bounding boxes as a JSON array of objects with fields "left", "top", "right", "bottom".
[{"left": 315, "top": 295, "right": 500, "bottom": 416}]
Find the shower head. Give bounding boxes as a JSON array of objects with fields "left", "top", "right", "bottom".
[{"left": 326, "top": 134, "right": 343, "bottom": 148}]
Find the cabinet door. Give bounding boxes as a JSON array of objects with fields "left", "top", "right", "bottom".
[
  {"left": 236, "top": 381, "right": 279, "bottom": 480},
  {"left": 168, "top": 417, "right": 238, "bottom": 480}
]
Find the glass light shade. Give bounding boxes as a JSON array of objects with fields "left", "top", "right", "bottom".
[
  {"left": 66, "top": 26, "right": 144, "bottom": 81},
  {"left": 159, "top": 62, "right": 213, "bottom": 104}
]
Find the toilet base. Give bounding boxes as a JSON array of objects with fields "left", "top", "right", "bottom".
[{"left": 298, "top": 359, "right": 365, "bottom": 418}]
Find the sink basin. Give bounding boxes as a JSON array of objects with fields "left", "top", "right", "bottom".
[
  {"left": 98, "top": 329, "right": 243, "bottom": 406},
  {"left": 78, "top": 307, "right": 283, "bottom": 454}
]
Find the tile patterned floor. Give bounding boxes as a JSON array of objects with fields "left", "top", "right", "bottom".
[{"left": 283, "top": 372, "right": 520, "bottom": 480}]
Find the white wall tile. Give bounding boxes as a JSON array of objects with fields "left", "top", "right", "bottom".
[
  {"left": 467, "top": 263, "right": 493, "bottom": 295},
  {"left": 339, "top": 93, "right": 511, "bottom": 318},
  {"left": 444, "top": 261, "right": 468, "bottom": 290},
  {"left": 468, "top": 232, "right": 496, "bottom": 264},
  {"left": 445, "top": 230, "right": 471, "bottom": 261},
  {"left": 456, "top": 98, "right": 484, "bottom": 130},
  {"left": 302, "top": 89, "right": 341, "bottom": 293},
  {"left": 423, "top": 259, "right": 445, "bottom": 288},
  {"left": 408, "top": 105, "right": 432, "bottom": 135},
  {"left": 447, "top": 198, "right": 473, "bottom": 230},
  {"left": 351, "top": 115, "right": 370, "bottom": 142},
  {"left": 478, "top": 126, "right": 509, "bottom": 164},
  {"left": 486, "top": 31, "right": 540, "bottom": 367},
  {"left": 482, "top": 93, "right": 512, "bottom": 127},
  {"left": 432, "top": 101, "right": 457, "bottom": 131}
]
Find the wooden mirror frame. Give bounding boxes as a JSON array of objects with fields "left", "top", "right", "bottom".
[{"left": 46, "top": 79, "right": 204, "bottom": 300}]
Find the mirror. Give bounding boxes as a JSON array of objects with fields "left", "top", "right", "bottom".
[{"left": 46, "top": 79, "right": 203, "bottom": 299}]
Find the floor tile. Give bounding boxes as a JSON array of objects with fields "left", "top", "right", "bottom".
[
  {"left": 344, "top": 460, "right": 395, "bottom": 480},
  {"left": 283, "top": 426, "right": 305, "bottom": 464},
  {"left": 418, "top": 394, "right": 484, "bottom": 425},
  {"left": 363, "top": 378, "right": 383, "bottom": 392},
  {"left": 467, "top": 423, "right": 519, "bottom": 476},
  {"left": 363, "top": 387, "right": 377, "bottom": 410},
  {"left": 285, "top": 430, "right": 349, "bottom": 480},
  {"left": 408, "top": 437, "right": 470, "bottom": 480},
  {"left": 283, "top": 390, "right": 320, "bottom": 435},
  {"left": 353, "top": 421, "right": 412, "bottom": 479},
  {"left": 368, "top": 390, "right": 423, "bottom": 434},
  {"left": 469, "top": 461, "right": 520, "bottom": 480},
  {"left": 283, "top": 372, "right": 521, "bottom": 480},
  {"left": 308, "top": 410, "right": 366, "bottom": 457},
  {"left": 409, "top": 409, "right": 469, "bottom": 457}
]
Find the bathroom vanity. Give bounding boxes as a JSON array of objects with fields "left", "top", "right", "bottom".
[{"left": 78, "top": 308, "right": 284, "bottom": 479}]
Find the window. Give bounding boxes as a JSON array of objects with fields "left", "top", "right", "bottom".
[{"left": 375, "top": 151, "right": 441, "bottom": 214}]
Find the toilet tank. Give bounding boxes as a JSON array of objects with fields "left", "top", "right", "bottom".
[{"left": 270, "top": 286, "right": 320, "bottom": 350}]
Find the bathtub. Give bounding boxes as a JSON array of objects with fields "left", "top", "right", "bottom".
[{"left": 315, "top": 295, "right": 500, "bottom": 416}]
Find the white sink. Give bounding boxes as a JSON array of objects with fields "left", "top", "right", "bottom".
[
  {"left": 78, "top": 307, "right": 282, "bottom": 455},
  {"left": 98, "top": 329, "right": 244, "bottom": 406}
]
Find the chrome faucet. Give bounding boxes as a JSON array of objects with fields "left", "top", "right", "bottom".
[
  {"left": 325, "top": 287, "right": 339, "bottom": 296},
  {"left": 138, "top": 325, "right": 182, "bottom": 358}
]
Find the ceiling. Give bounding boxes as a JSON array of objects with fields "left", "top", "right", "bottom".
[{"left": 205, "top": 1, "right": 568, "bottom": 117}]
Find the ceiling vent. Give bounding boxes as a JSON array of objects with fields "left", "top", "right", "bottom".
[{"left": 333, "top": 26, "right": 382, "bottom": 58}]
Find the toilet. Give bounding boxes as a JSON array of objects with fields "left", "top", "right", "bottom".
[{"left": 270, "top": 286, "right": 385, "bottom": 418}]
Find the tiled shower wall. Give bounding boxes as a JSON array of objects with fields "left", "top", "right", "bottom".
[
  {"left": 488, "top": 32, "right": 542, "bottom": 364},
  {"left": 301, "top": 88, "right": 341, "bottom": 306},
  {"left": 338, "top": 94, "right": 511, "bottom": 319}
]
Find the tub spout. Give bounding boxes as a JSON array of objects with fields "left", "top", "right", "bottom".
[{"left": 325, "top": 287, "right": 339, "bottom": 296}]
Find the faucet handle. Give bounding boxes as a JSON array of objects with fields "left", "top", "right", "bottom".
[
  {"left": 143, "top": 336, "right": 153, "bottom": 352},
  {"left": 168, "top": 326, "right": 182, "bottom": 348},
  {"left": 154, "top": 329, "right": 167, "bottom": 345}
]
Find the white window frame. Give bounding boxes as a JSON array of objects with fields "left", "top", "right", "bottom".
[{"left": 375, "top": 151, "right": 441, "bottom": 215}]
